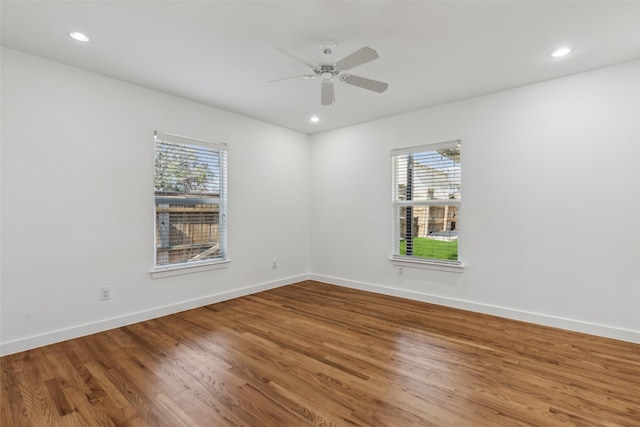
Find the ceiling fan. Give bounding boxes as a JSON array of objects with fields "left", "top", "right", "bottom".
[{"left": 269, "top": 40, "right": 389, "bottom": 106}]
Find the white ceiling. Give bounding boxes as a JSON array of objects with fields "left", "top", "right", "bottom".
[{"left": 2, "top": 1, "right": 640, "bottom": 134}]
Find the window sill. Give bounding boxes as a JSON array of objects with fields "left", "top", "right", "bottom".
[
  {"left": 151, "top": 259, "right": 230, "bottom": 279},
  {"left": 389, "top": 257, "right": 464, "bottom": 273}
]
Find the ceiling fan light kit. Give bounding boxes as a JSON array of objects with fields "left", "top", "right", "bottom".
[{"left": 271, "top": 39, "right": 388, "bottom": 106}]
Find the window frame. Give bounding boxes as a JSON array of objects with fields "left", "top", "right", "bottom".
[
  {"left": 390, "top": 140, "right": 463, "bottom": 270},
  {"left": 151, "top": 131, "right": 228, "bottom": 277}
]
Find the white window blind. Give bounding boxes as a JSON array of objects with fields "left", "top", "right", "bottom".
[
  {"left": 391, "top": 140, "right": 461, "bottom": 263},
  {"left": 154, "top": 131, "right": 227, "bottom": 268}
]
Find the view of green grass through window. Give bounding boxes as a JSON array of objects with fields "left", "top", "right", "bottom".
[
  {"left": 392, "top": 140, "right": 461, "bottom": 263},
  {"left": 399, "top": 237, "right": 458, "bottom": 261}
]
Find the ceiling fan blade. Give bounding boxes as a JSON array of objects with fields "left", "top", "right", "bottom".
[
  {"left": 336, "top": 47, "right": 379, "bottom": 70},
  {"left": 276, "top": 47, "right": 316, "bottom": 69},
  {"left": 321, "top": 79, "right": 335, "bottom": 106},
  {"left": 267, "top": 74, "right": 316, "bottom": 83},
  {"left": 341, "top": 74, "right": 389, "bottom": 93}
]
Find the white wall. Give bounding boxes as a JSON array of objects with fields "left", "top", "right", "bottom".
[
  {"left": 310, "top": 60, "right": 640, "bottom": 343},
  {"left": 0, "top": 48, "right": 311, "bottom": 355}
]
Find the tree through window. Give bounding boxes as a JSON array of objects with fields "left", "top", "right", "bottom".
[{"left": 154, "top": 132, "right": 227, "bottom": 268}]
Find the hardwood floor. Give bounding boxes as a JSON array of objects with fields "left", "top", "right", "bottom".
[{"left": 2, "top": 281, "right": 639, "bottom": 426}]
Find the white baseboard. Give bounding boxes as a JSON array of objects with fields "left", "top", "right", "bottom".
[
  {"left": 4, "top": 273, "right": 636, "bottom": 356},
  {"left": 0, "top": 274, "right": 309, "bottom": 356},
  {"left": 309, "top": 274, "right": 640, "bottom": 344}
]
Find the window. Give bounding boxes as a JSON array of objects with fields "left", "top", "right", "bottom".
[
  {"left": 391, "top": 140, "right": 461, "bottom": 264},
  {"left": 154, "top": 131, "right": 227, "bottom": 269}
]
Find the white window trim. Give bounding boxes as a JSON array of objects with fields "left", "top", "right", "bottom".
[
  {"left": 152, "top": 131, "right": 229, "bottom": 275},
  {"left": 389, "top": 257, "right": 464, "bottom": 273},
  {"left": 391, "top": 139, "right": 463, "bottom": 270},
  {"left": 390, "top": 140, "right": 461, "bottom": 157},
  {"left": 150, "top": 259, "right": 230, "bottom": 279}
]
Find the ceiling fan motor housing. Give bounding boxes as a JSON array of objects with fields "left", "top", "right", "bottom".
[{"left": 315, "top": 63, "right": 340, "bottom": 76}]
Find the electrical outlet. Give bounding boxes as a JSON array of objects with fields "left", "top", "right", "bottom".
[
  {"left": 272, "top": 259, "right": 277, "bottom": 269},
  {"left": 398, "top": 266, "right": 404, "bottom": 276},
  {"left": 100, "top": 286, "right": 112, "bottom": 301}
]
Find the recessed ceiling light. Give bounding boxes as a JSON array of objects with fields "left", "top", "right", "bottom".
[
  {"left": 70, "top": 32, "right": 90, "bottom": 42},
  {"left": 551, "top": 47, "right": 571, "bottom": 58},
  {"left": 310, "top": 116, "right": 320, "bottom": 122}
]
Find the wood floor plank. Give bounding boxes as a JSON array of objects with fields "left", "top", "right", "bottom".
[
  {"left": 2, "top": 280, "right": 639, "bottom": 426},
  {"left": 14, "top": 351, "right": 65, "bottom": 427},
  {"left": 1, "top": 354, "right": 33, "bottom": 427}
]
